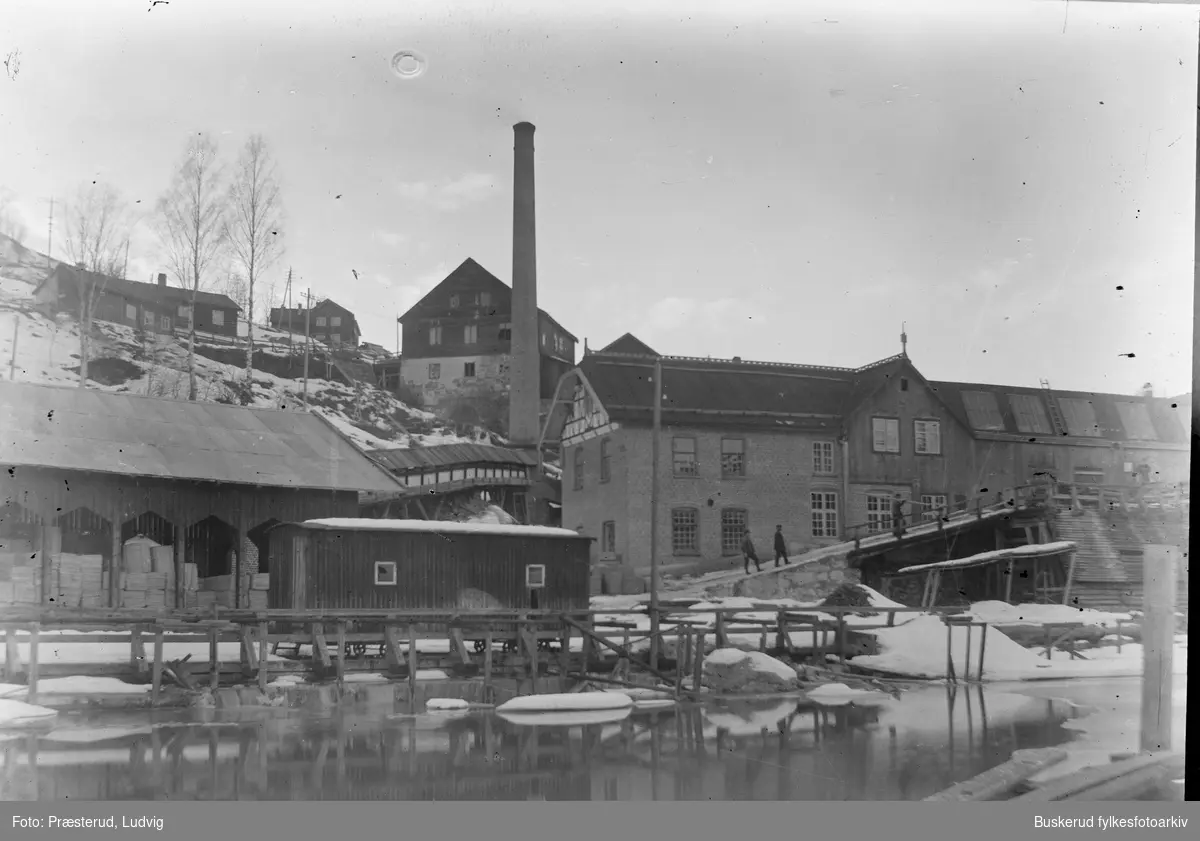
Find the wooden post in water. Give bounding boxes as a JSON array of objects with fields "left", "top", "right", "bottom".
[
  {"left": 151, "top": 627, "right": 164, "bottom": 704},
  {"left": 26, "top": 624, "right": 39, "bottom": 705},
  {"left": 693, "top": 630, "right": 705, "bottom": 691},
  {"left": 406, "top": 624, "right": 418, "bottom": 706},
  {"left": 209, "top": 626, "right": 220, "bottom": 690},
  {"left": 1140, "top": 544, "right": 1178, "bottom": 753},
  {"left": 3, "top": 629, "right": 18, "bottom": 681}
]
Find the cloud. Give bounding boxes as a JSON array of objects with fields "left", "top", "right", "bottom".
[
  {"left": 395, "top": 172, "right": 499, "bottom": 212},
  {"left": 373, "top": 230, "right": 406, "bottom": 248},
  {"left": 637, "top": 295, "right": 768, "bottom": 337}
]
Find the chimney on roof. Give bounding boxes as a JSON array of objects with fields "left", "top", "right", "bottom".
[
  {"left": 732, "top": 356, "right": 742, "bottom": 363},
  {"left": 157, "top": 273, "right": 167, "bottom": 287},
  {"left": 1141, "top": 382, "right": 1154, "bottom": 398},
  {"left": 508, "top": 122, "right": 541, "bottom": 447}
]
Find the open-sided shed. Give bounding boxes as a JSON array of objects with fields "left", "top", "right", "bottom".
[
  {"left": 267, "top": 518, "right": 592, "bottom": 613},
  {"left": 0, "top": 381, "right": 403, "bottom": 610}
]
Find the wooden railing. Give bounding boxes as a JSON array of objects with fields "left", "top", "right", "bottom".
[{"left": 1051, "top": 481, "right": 1190, "bottom": 513}]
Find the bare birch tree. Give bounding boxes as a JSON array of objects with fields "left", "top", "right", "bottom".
[
  {"left": 226, "top": 135, "right": 283, "bottom": 383},
  {"left": 155, "top": 133, "right": 227, "bottom": 401},
  {"left": 62, "top": 182, "right": 133, "bottom": 388}
]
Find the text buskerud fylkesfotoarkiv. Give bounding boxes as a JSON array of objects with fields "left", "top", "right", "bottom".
[
  {"left": 13, "top": 816, "right": 165, "bottom": 831},
  {"left": 1036, "top": 816, "right": 1188, "bottom": 830}
]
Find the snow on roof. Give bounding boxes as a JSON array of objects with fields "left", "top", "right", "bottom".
[
  {"left": 896, "top": 541, "right": 1077, "bottom": 575},
  {"left": 297, "top": 518, "right": 591, "bottom": 540}
]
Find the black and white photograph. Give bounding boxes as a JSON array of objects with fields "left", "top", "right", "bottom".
[{"left": 0, "top": 0, "right": 1192, "bottom": 811}]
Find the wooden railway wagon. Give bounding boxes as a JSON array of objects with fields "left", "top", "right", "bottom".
[{"left": 266, "top": 518, "right": 593, "bottom": 650}]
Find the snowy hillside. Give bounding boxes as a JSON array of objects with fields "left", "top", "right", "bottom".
[{"left": 0, "top": 234, "right": 492, "bottom": 452}]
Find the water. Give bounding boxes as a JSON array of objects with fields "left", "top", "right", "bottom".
[{"left": 0, "top": 678, "right": 1185, "bottom": 801}]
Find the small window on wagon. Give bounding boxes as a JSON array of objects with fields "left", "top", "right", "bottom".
[
  {"left": 374, "top": 561, "right": 397, "bottom": 586},
  {"left": 526, "top": 564, "right": 546, "bottom": 589}
]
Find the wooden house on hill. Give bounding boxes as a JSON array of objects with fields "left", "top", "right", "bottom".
[{"left": 34, "top": 265, "right": 241, "bottom": 339}]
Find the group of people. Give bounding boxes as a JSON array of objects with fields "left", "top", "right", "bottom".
[{"left": 738, "top": 494, "right": 912, "bottom": 576}]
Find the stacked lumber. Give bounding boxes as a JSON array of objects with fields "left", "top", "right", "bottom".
[
  {"left": 249, "top": 573, "right": 270, "bottom": 610},
  {"left": 48, "top": 553, "right": 106, "bottom": 608},
  {"left": 0, "top": 549, "right": 42, "bottom": 605}
]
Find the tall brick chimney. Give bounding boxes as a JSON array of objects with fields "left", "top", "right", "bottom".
[
  {"left": 508, "top": 122, "right": 541, "bottom": 447},
  {"left": 157, "top": 273, "right": 167, "bottom": 287}
]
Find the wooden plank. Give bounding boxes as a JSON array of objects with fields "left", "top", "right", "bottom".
[
  {"left": 383, "top": 625, "right": 403, "bottom": 670},
  {"left": 4, "top": 628, "right": 19, "bottom": 681},
  {"left": 131, "top": 625, "right": 147, "bottom": 674},
  {"left": 924, "top": 748, "right": 1068, "bottom": 801},
  {"left": 311, "top": 623, "right": 332, "bottom": 668},
  {"left": 406, "top": 624, "right": 418, "bottom": 703},
  {"left": 1066, "top": 754, "right": 1186, "bottom": 801},
  {"left": 693, "top": 631, "right": 705, "bottom": 691},
  {"left": 151, "top": 628, "right": 165, "bottom": 704},
  {"left": 208, "top": 626, "right": 220, "bottom": 690},
  {"left": 560, "top": 616, "right": 681, "bottom": 690},
  {"left": 26, "top": 625, "right": 39, "bottom": 705},
  {"left": 448, "top": 628, "right": 472, "bottom": 667},
  {"left": 558, "top": 624, "right": 572, "bottom": 692},
  {"left": 1141, "top": 545, "right": 1178, "bottom": 753},
  {"left": 1011, "top": 753, "right": 1182, "bottom": 802},
  {"left": 239, "top": 627, "right": 259, "bottom": 673},
  {"left": 335, "top": 622, "right": 347, "bottom": 685},
  {"left": 482, "top": 631, "right": 494, "bottom": 702},
  {"left": 257, "top": 621, "right": 269, "bottom": 693}
]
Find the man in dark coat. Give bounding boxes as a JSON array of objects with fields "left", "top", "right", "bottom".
[
  {"left": 773, "top": 525, "right": 790, "bottom": 567},
  {"left": 891, "top": 494, "right": 907, "bottom": 538},
  {"left": 741, "top": 529, "right": 761, "bottom": 575}
]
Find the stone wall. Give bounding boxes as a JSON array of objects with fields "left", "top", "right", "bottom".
[{"left": 699, "top": 550, "right": 859, "bottom": 601}]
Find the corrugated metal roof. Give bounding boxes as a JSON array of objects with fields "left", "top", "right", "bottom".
[
  {"left": 930, "top": 380, "right": 1189, "bottom": 443},
  {"left": 0, "top": 381, "right": 404, "bottom": 493},
  {"left": 367, "top": 443, "right": 539, "bottom": 472},
  {"left": 580, "top": 354, "right": 857, "bottom": 423},
  {"left": 296, "top": 518, "right": 589, "bottom": 539}
]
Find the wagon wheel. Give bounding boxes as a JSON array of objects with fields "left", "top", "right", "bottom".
[
  {"left": 350, "top": 643, "right": 368, "bottom": 658},
  {"left": 474, "top": 639, "right": 487, "bottom": 653}
]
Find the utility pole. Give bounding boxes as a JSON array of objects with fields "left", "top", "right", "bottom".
[
  {"left": 283, "top": 267, "right": 294, "bottom": 340},
  {"left": 648, "top": 355, "right": 663, "bottom": 668},
  {"left": 302, "top": 287, "right": 312, "bottom": 406},
  {"left": 44, "top": 198, "right": 54, "bottom": 262}
]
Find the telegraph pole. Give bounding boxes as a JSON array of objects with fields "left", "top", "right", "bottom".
[
  {"left": 302, "top": 288, "right": 313, "bottom": 406},
  {"left": 649, "top": 355, "right": 663, "bottom": 667}
]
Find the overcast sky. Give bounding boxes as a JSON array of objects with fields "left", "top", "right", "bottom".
[{"left": 2, "top": 0, "right": 1195, "bottom": 396}]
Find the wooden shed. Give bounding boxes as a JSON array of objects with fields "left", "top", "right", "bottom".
[{"left": 267, "top": 518, "right": 592, "bottom": 613}]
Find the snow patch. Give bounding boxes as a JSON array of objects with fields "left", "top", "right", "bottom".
[
  {"left": 34, "top": 676, "right": 151, "bottom": 695},
  {"left": 0, "top": 698, "right": 58, "bottom": 729},
  {"left": 497, "top": 692, "right": 634, "bottom": 713},
  {"left": 425, "top": 698, "right": 470, "bottom": 712}
]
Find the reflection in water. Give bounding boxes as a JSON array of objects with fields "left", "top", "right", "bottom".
[{"left": 1, "top": 685, "right": 1086, "bottom": 801}]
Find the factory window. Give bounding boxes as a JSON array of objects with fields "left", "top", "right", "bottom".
[
  {"left": 125, "top": 304, "right": 137, "bottom": 321},
  {"left": 428, "top": 363, "right": 441, "bottom": 380},
  {"left": 159, "top": 316, "right": 171, "bottom": 331},
  {"left": 211, "top": 309, "right": 225, "bottom": 326},
  {"left": 721, "top": 438, "right": 746, "bottom": 477},
  {"left": 478, "top": 292, "right": 491, "bottom": 306},
  {"left": 177, "top": 304, "right": 191, "bottom": 319},
  {"left": 143, "top": 310, "right": 155, "bottom": 326},
  {"left": 374, "top": 561, "right": 397, "bottom": 586},
  {"left": 913, "top": 419, "right": 941, "bottom": 455},
  {"left": 720, "top": 508, "right": 748, "bottom": 556},
  {"left": 331, "top": 333, "right": 341, "bottom": 345},
  {"left": 463, "top": 362, "right": 476, "bottom": 377},
  {"left": 315, "top": 316, "right": 326, "bottom": 327},
  {"left": 601, "top": 521, "right": 616, "bottom": 555},
  {"left": 813, "top": 441, "right": 835, "bottom": 475},
  {"left": 600, "top": 439, "right": 611, "bottom": 483},
  {"left": 671, "top": 508, "right": 699, "bottom": 555},
  {"left": 920, "top": 494, "right": 948, "bottom": 522},
  {"left": 866, "top": 493, "right": 894, "bottom": 534},
  {"left": 525, "top": 564, "right": 546, "bottom": 589},
  {"left": 330, "top": 316, "right": 341, "bottom": 327},
  {"left": 811, "top": 492, "right": 839, "bottom": 538},
  {"left": 672, "top": 437, "right": 698, "bottom": 476},
  {"left": 573, "top": 447, "right": 584, "bottom": 490},
  {"left": 429, "top": 325, "right": 443, "bottom": 345},
  {"left": 872, "top": 417, "right": 900, "bottom": 453},
  {"left": 464, "top": 324, "right": 478, "bottom": 344},
  {"left": 498, "top": 322, "right": 512, "bottom": 341}
]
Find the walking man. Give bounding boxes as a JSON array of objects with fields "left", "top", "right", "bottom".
[
  {"left": 773, "top": 525, "right": 790, "bottom": 567},
  {"left": 891, "top": 494, "right": 907, "bottom": 539},
  {"left": 741, "top": 528, "right": 762, "bottom": 575}
]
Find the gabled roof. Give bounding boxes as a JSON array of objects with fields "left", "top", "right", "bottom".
[
  {"left": 599, "top": 333, "right": 658, "bottom": 356},
  {"left": 398, "top": 258, "right": 578, "bottom": 342},
  {"left": 929, "top": 380, "right": 1189, "bottom": 444},
  {"left": 0, "top": 381, "right": 403, "bottom": 493},
  {"left": 575, "top": 351, "right": 861, "bottom": 430},
  {"left": 367, "top": 442, "right": 538, "bottom": 473},
  {"left": 40, "top": 265, "right": 242, "bottom": 311}
]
